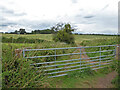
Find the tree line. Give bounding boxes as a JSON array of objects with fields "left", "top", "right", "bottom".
[
  {"left": 4, "top": 23, "right": 75, "bottom": 35},
  {"left": 4, "top": 28, "right": 54, "bottom": 34},
  {"left": 4, "top": 23, "right": 76, "bottom": 44}
]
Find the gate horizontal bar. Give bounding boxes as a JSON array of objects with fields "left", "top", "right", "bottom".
[
  {"left": 38, "top": 61, "right": 112, "bottom": 75},
  {"left": 48, "top": 74, "right": 68, "bottom": 78},
  {"left": 26, "top": 49, "right": 115, "bottom": 59},
  {"left": 43, "top": 60, "right": 113, "bottom": 71},
  {"left": 33, "top": 55, "right": 113, "bottom": 65},
  {"left": 31, "top": 56, "right": 114, "bottom": 66},
  {"left": 92, "top": 63, "right": 112, "bottom": 70},
  {"left": 48, "top": 63, "right": 111, "bottom": 78},
  {"left": 24, "top": 45, "right": 116, "bottom": 51},
  {"left": 44, "top": 64, "right": 104, "bottom": 75}
]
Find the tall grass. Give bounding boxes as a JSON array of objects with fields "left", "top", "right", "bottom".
[{"left": 2, "top": 44, "right": 46, "bottom": 88}]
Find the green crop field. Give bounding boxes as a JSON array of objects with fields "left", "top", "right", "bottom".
[
  {"left": 2, "top": 34, "right": 118, "bottom": 44},
  {"left": 74, "top": 34, "right": 118, "bottom": 44},
  {"left": 1, "top": 34, "right": 119, "bottom": 88},
  {"left": 2, "top": 34, "right": 53, "bottom": 41}
]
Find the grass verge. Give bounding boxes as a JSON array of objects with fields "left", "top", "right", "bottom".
[{"left": 46, "top": 65, "right": 117, "bottom": 88}]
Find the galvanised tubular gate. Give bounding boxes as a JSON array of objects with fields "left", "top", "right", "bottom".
[{"left": 23, "top": 45, "right": 117, "bottom": 78}]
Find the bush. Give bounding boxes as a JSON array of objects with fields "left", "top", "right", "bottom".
[
  {"left": 2, "top": 44, "right": 46, "bottom": 88},
  {"left": 52, "top": 23, "right": 75, "bottom": 44},
  {"left": 53, "top": 30, "right": 75, "bottom": 44}
]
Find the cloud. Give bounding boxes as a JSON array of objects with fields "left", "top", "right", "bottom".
[
  {"left": 0, "top": 18, "right": 57, "bottom": 32},
  {"left": 71, "top": 0, "right": 78, "bottom": 3},
  {"left": 84, "top": 15, "right": 95, "bottom": 18},
  {"left": 0, "top": 22, "right": 17, "bottom": 27},
  {"left": 0, "top": 24, "right": 8, "bottom": 27},
  {"left": 101, "top": 4, "right": 109, "bottom": 11},
  {"left": 0, "top": 0, "right": 118, "bottom": 34},
  {"left": 0, "top": 6, "right": 26, "bottom": 16}
]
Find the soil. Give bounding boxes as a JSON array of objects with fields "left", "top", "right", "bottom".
[
  {"left": 75, "top": 71, "right": 117, "bottom": 88},
  {"left": 93, "top": 71, "right": 117, "bottom": 88}
]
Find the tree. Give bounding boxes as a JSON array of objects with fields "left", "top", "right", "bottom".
[
  {"left": 51, "top": 23, "right": 64, "bottom": 33},
  {"left": 53, "top": 23, "right": 75, "bottom": 44},
  {"left": 31, "top": 29, "right": 53, "bottom": 34},
  {"left": 14, "top": 30, "right": 18, "bottom": 34},
  {"left": 19, "top": 28, "right": 26, "bottom": 34},
  {"left": 64, "top": 24, "right": 74, "bottom": 34}
]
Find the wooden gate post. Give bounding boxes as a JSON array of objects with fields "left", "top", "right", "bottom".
[
  {"left": 116, "top": 44, "right": 120, "bottom": 60},
  {"left": 15, "top": 49, "right": 23, "bottom": 58}
]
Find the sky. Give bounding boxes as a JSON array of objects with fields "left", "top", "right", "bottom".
[{"left": 0, "top": 0, "right": 119, "bottom": 34}]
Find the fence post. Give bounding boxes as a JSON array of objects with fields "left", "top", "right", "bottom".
[
  {"left": 99, "top": 47, "right": 101, "bottom": 67},
  {"left": 15, "top": 49, "right": 23, "bottom": 58},
  {"left": 23, "top": 49, "right": 25, "bottom": 58},
  {"left": 116, "top": 44, "right": 120, "bottom": 60},
  {"left": 80, "top": 48, "right": 82, "bottom": 68},
  {"left": 55, "top": 49, "right": 57, "bottom": 72}
]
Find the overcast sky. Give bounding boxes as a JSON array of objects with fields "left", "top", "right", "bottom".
[{"left": 0, "top": 0, "right": 119, "bottom": 34}]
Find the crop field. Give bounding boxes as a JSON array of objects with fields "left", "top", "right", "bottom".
[
  {"left": 1, "top": 34, "right": 119, "bottom": 88},
  {"left": 2, "top": 34, "right": 118, "bottom": 44},
  {"left": 2, "top": 34, "right": 53, "bottom": 41}
]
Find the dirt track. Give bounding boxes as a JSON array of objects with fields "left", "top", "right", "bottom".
[{"left": 93, "top": 71, "right": 117, "bottom": 88}]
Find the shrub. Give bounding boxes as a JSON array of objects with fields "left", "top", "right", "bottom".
[
  {"left": 53, "top": 30, "right": 75, "bottom": 44},
  {"left": 2, "top": 44, "right": 46, "bottom": 88},
  {"left": 52, "top": 23, "right": 75, "bottom": 44}
]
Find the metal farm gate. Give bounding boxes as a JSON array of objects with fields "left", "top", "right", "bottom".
[{"left": 23, "top": 45, "right": 117, "bottom": 78}]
